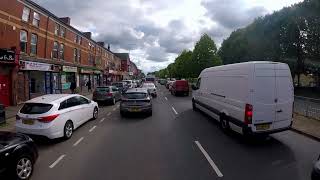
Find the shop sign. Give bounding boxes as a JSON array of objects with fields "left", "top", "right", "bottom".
[
  {"left": 20, "top": 61, "right": 53, "bottom": 71},
  {"left": 129, "top": 72, "right": 133, "bottom": 76},
  {"left": 63, "top": 66, "right": 77, "bottom": 73},
  {"left": 80, "top": 69, "right": 93, "bottom": 74},
  {"left": 0, "top": 49, "right": 15, "bottom": 63},
  {"left": 109, "top": 70, "right": 115, "bottom": 74},
  {"left": 94, "top": 70, "right": 101, "bottom": 74}
]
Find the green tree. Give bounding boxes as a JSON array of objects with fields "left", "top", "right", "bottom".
[{"left": 192, "top": 34, "right": 222, "bottom": 76}]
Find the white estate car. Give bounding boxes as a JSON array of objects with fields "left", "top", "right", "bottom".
[{"left": 16, "top": 94, "right": 99, "bottom": 139}]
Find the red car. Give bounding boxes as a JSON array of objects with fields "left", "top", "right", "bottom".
[{"left": 171, "top": 80, "right": 189, "bottom": 96}]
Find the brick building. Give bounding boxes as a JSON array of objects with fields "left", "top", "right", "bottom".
[{"left": 0, "top": 0, "right": 125, "bottom": 106}]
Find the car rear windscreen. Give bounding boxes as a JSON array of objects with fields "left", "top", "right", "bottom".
[
  {"left": 96, "top": 87, "right": 110, "bottom": 92},
  {"left": 20, "top": 103, "right": 53, "bottom": 114},
  {"left": 123, "top": 93, "right": 147, "bottom": 99}
]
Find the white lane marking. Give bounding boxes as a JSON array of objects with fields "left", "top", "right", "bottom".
[
  {"left": 117, "top": 104, "right": 120, "bottom": 108},
  {"left": 113, "top": 108, "right": 116, "bottom": 111},
  {"left": 49, "top": 154, "right": 66, "bottom": 168},
  {"left": 99, "top": 118, "right": 105, "bottom": 123},
  {"left": 89, "top": 125, "right": 97, "bottom": 132},
  {"left": 73, "top": 137, "right": 84, "bottom": 147},
  {"left": 172, "top": 107, "right": 178, "bottom": 115},
  {"left": 165, "top": 97, "right": 168, "bottom": 101},
  {"left": 107, "top": 112, "right": 111, "bottom": 116},
  {"left": 194, "top": 141, "right": 223, "bottom": 177}
]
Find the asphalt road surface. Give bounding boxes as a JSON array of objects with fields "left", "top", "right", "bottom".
[{"left": 10, "top": 85, "right": 320, "bottom": 180}]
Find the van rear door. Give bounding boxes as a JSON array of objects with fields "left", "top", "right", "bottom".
[
  {"left": 275, "top": 64, "right": 294, "bottom": 128},
  {"left": 253, "top": 64, "right": 276, "bottom": 130}
]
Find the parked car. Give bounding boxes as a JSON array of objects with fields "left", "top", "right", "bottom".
[
  {"left": 142, "top": 83, "right": 157, "bottom": 97},
  {"left": 122, "top": 80, "right": 133, "bottom": 88},
  {"left": 16, "top": 94, "right": 99, "bottom": 140},
  {"left": 93, "top": 86, "right": 121, "bottom": 105},
  {"left": 192, "top": 61, "right": 294, "bottom": 137},
  {"left": 166, "top": 81, "right": 174, "bottom": 89},
  {"left": 0, "top": 131, "right": 38, "bottom": 180},
  {"left": 111, "top": 82, "right": 128, "bottom": 93},
  {"left": 159, "top": 79, "right": 167, "bottom": 85},
  {"left": 120, "top": 88, "right": 152, "bottom": 116},
  {"left": 171, "top": 80, "right": 189, "bottom": 96},
  {"left": 312, "top": 155, "right": 320, "bottom": 180}
]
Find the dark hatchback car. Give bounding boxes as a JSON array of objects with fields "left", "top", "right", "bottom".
[
  {"left": 312, "top": 156, "right": 320, "bottom": 180},
  {"left": 0, "top": 131, "right": 38, "bottom": 180},
  {"left": 111, "top": 82, "right": 128, "bottom": 93},
  {"left": 171, "top": 80, "right": 189, "bottom": 96},
  {"left": 120, "top": 88, "right": 152, "bottom": 117},
  {"left": 92, "top": 86, "right": 121, "bottom": 105}
]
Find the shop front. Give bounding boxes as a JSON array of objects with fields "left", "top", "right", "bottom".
[
  {"left": 19, "top": 60, "right": 60, "bottom": 100},
  {"left": 61, "top": 66, "right": 78, "bottom": 93},
  {"left": 93, "top": 70, "right": 102, "bottom": 88},
  {"left": 0, "top": 49, "right": 17, "bottom": 106},
  {"left": 79, "top": 68, "right": 93, "bottom": 94}
]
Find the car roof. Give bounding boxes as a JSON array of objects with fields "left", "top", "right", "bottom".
[
  {"left": 126, "top": 88, "right": 148, "bottom": 93},
  {"left": 25, "top": 94, "right": 80, "bottom": 104}
]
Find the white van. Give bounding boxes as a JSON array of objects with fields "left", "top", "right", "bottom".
[{"left": 192, "top": 61, "right": 294, "bottom": 136}]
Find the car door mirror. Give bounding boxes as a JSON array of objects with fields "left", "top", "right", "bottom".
[{"left": 191, "top": 84, "right": 198, "bottom": 90}]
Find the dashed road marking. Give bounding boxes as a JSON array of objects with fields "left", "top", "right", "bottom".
[
  {"left": 107, "top": 112, "right": 111, "bottom": 116},
  {"left": 165, "top": 97, "right": 168, "bottom": 101},
  {"left": 194, "top": 141, "right": 223, "bottom": 177},
  {"left": 89, "top": 125, "right": 97, "bottom": 132},
  {"left": 113, "top": 108, "right": 116, "bottom": 111},
  {"left": 73, "top": 137, "right": 84, "bottom": 147},
  {"left": 49, "top": 154, "right": 66, "bottom": 168},
  {"left": 99, "top": 118, "right": 105, "bottom": 123},
  {"left": 172, "top": 107, "right": 178, "bottom": 115}
]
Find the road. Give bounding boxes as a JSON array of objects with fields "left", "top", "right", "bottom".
[{"left": 17, "top": 85, "right": 320, "bottom": 180}]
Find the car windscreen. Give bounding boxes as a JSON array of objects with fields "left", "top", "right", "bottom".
[
  {"left": 96, "top": 87, "right": 110, "bottom": 92},
  {"left": 20, "top": 103, "right": 53, "bottom": 114},
  {"left": 123, "top": 92, "right": 147, "bottom": 99}
]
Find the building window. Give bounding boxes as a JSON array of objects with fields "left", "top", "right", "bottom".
[
  {"left": 30, "top": 34, "right": 38, "bottom": 55},
  {"left": 59, "top": 44, "right": 64, "bottom": 59},
  {"left": 20, "top": 30, "right": 28, "bottom": 53},
  {"left": 22, "top": 7, "right": 30, "bottom": 22},
  {"left": 74, "top": 48, "right": 77, "bottom": 62},
  {"left": 32, "top": 12, "right": 40, "bottom": 27},
  {"left": 54, "top": 24, "right": 60, "bottom": 35},
  {"left": 60, "top": 27, "right": 66, "bottom": 37},
  {"left": 77, "top": 36, "right": 81, "bottom": 45},
  {"left": 77, "top": 49, "right": 81, "bottom": 62},
  {"left": 52, "top": 41, "right": 59, "bottom": 59}
]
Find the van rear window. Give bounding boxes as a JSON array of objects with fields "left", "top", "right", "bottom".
[{"left": 20, "top": 103, "right": 53, "bottom": 114}]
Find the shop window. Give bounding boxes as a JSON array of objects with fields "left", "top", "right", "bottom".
[
  {"left": 32, "top": 12, "right": 40, "bottom": 27},
  {"left": 52, "top": 41, "right": 59, "bottom": 59},
  {"left": 30, "top": 33, "right": 38, "bottom": 55},
  {"left": 60, "top": 27, "right": 66, "bottom": 38},
  {"left": 22, "top": 7, "right": 30, "bottom": 22},
  {"left": 29, "top": 71, "right": 45, "bottom": 94},
  {"left": 54, "top": 24, "right": 60, "bottom": 35},
  {"left": 20, "top": 30, "right": 28, "bottom": 53},
  {"left": 59, "top": 44, "right": 64, "bottom": 60}
]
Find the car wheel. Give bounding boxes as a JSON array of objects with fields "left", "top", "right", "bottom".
[
  {"left": 149, "top": 110, "right": 153, "bottom": 116},
  {"left": 93, "top": 107, "right": 98, "bottom": 120},
  {"left": 220, "top": 115, "right": 230, "bottom": 132},
  {"left": 120, "top": 111, "right": 126, "bottom": 117},
  {"left": 13, "top": 156, "right": 33, "bottom": 180},
  {"left": 64, "top": 121, "right": 73, "bottom": 139}
]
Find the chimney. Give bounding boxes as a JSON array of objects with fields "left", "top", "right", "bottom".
[
  {"left": 108, "top": 44, "right": 110, "bottom": 50},
  {"left": 97, "top": 41, "right": 105, "bottom": 47},
  {"left": 59, "top": 17, "right": 71, "bottom": 25},
  {"left": 83, "top": 32, "right": 92, "bottom": 39}
]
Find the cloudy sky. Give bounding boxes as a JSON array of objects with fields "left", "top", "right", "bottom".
[{"left": 33, "top": 0, "right": 303, "bottom": 73}]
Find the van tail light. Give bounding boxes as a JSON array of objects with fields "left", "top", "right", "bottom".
[
  {"left": 38, "top": 114, "right": 59, "bottom": 123},
  {"left": 16, "top": 115, "right": 21, "bottom": 121},
  {"left": 106, "top": 92, "right": 113, "bottom": 97},
  {"left": 244, "top": 104, "right": 253, "bottom": 125}
]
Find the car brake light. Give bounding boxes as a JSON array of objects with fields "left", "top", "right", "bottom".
[
  {"left": 16, "top": 115, "right": 21, "bottom": 121},
  {"left": 38, "top": 114, "right": 59, "bottom": 123},
  {"left": 106, "top": 92, "right": 113, "bottom": 96},
  {"left": 244, "top": 104, "right": 253, "bottom": 125}
]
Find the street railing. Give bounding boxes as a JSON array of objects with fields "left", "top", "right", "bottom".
[{"left": 294, "top": 96, "right": 320, "bottom": 120}]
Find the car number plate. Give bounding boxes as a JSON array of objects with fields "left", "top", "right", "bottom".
[
  {"left": 130, "top": 108, "right": 141, "bottom": 112},
  {"left": 22, "top": 119, "right": 35, "bottom": 125},
  {"left": 256, "top": 123, "right": 270, "bottom": 130}
]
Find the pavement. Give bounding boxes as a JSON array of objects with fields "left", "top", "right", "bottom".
[{"left": 0, "top": 85, "right": 319, "bottom": 180}]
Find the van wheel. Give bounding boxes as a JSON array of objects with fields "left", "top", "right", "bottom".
[{"left": 220, "top": 116, "right": 230, "bottom": 132}]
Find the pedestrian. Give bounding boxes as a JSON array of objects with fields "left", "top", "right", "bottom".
[
  {"left": 87, "top": 80, "right": 92, "bottom": 93},
  {"left": 70, "top": 81, "right": 76, "bottom": 94}
]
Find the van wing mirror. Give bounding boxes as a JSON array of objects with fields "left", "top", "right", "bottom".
[{"left": 191, "top": 84, "right": 198, "bottom": 90}]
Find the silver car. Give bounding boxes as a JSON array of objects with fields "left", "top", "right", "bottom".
[{"left": 120, "top": 88, "right": 152, "bottom": 116}]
